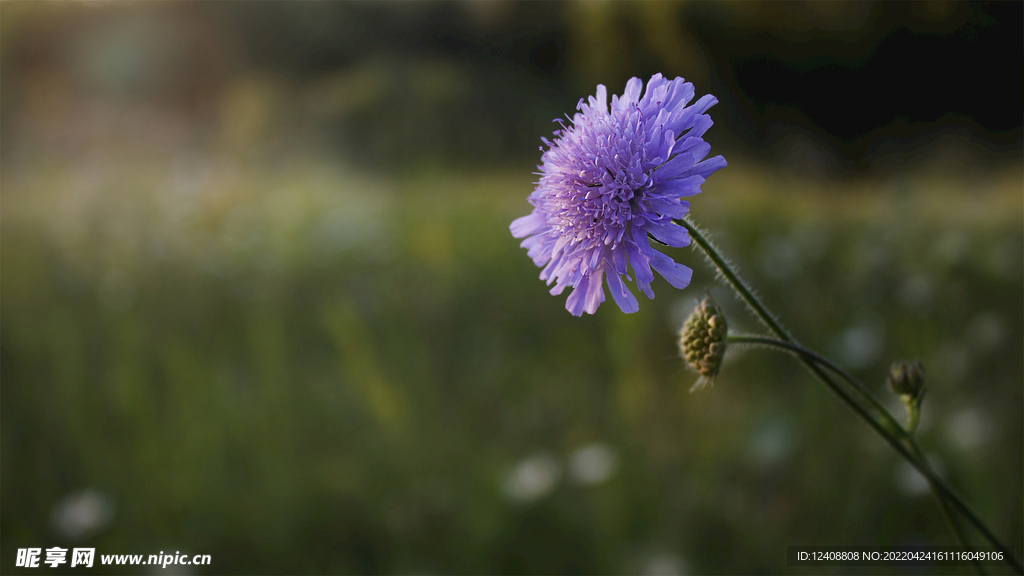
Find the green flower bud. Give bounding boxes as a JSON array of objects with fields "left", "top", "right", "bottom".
[
  {"left": 679, "top": 294, "right": 728, "bottom": 390},
  {"left": 888, "top": 360, "right": 926, "bottom": 402}
]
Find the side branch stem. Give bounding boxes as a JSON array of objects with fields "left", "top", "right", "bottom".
[
  {"left": 729, "top": 334, "right": 985, "bottom": 574},
  {"left": 680, "top": 217, "right": 1022, "bottom": 574}
]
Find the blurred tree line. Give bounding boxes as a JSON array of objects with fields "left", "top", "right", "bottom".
[{"left": 2, "top": 1, "right": 1020, "bottom": 173}]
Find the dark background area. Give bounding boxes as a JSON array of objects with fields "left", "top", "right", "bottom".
[
  {"left": 227, "top": 0, "right": 1024, "bottom": 170},
  {"left": 3, "top": 2, "right": 1021, "bottom": 171},
  {"left": 2, "top": 2, "right": 1021, "bottom": 575}
]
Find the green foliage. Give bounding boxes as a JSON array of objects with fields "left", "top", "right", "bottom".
[{"left": 2, "top": 156, "right": 1021, "bottom": 574}]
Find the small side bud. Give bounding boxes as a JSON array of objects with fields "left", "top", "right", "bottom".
[
  {"left": 888, "top": 359, "right": 926, "bottom": 434},
  {"left": 680, "top": 294, "right": 728, "bottom": 391},
  {"left": 888, "top": 360, "right": 926, "bottom": 402}
]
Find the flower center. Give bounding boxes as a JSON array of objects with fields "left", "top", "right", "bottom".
[
  {"left": 555, "top": 163, "right": 651, "bottom": 250},
  {"left": 544, "top": 103, "right": 654, "bottom": 250}
]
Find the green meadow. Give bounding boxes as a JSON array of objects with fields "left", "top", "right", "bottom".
[{"left": 3, "top": 145, "right": 1020, "bottom": 573}]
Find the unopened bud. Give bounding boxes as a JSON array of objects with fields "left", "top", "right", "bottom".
[
  {"left": 888, "top": 360, "right": 926, "bottom": 401},
  {"left": 680, "top": 294, "right": 728, "bottom": 390}
]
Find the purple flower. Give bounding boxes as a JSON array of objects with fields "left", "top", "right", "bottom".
[{"left": 511, "top": 74, "right": 727, "bottom": 316}]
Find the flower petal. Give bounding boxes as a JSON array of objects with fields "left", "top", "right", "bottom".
[
  {"left": 679, "top": 139, "right": 711, "bottom": 163},
  {"left": 663, "top": 93, "right": 716, "bottom": 138},
  {"left": 656, "top": 150, "right": 696, "bottom": 180},
  {"left": 644, "top": 220, "right": 691, "bottom": 248},
  {"left": 627, "top": 228, "right": 657, "bottom": 298},
  {"left": 647, "top": 198, "right": 690, "bottom": 219},
  {"left": 690, "top": 93, "right": 718, "bottom": 114},
  {"left": 638, "top": 73, "right": 668, "bottom": 110},
  {"left": 510, "top": 212, "right": 546, "bottom": 238},
  {"left": 565, "top": 270, "right": 606, "bottom": 316},
  {"left": 659, "top": 79, "right": 695, "bottom": 117},
  {"left": 583, "top": 268, "right": 607, "bottom": 314},
  {"left": 651, "top": 251, "right": 693, "bottom": 289},
  {"left": 686, "top": 114, "right": 714, "bottom": 141},
  {"left": 621, "top": 77, "right": 643, "bottom": 105},
  {"left": 589, "top": 84, "right": 608, "bottom": 115},
  {"left": 605, "top": 268, "right": 639, "bottom": 313},
  {"left": 564, "top": 274, "right": 588, "bottom": 315},
  {"left": 611, "top": 244, "right": 629, "bottom": 275},
  {"left": 692, "top": 155, "right": 727, "bottom": 178},
  {"left": 657, "top": 175, "right": 705, "bottom": 198}
]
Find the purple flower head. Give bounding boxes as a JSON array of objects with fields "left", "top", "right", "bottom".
[{"left": 510, "top": 74, "right": 727, "bottom": 316}]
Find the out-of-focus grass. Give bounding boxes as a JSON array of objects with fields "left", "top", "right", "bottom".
[{"left": 2, "top": 148, "right": 1021, "bottom": 574}]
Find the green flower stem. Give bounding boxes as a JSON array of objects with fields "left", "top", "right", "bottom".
[
  {"left": 677, "top": 219, "right": 793, "bottom": 342},
  {"left": 907, "top": 439, "right": 987, "bottom": 576},
  {"left": 679, "top": 217, "right": 1023, "bottom": 574},
  {"left": 727, "top": 334, "right": 905, "bottom": 437},
  {"left": 906, "top": 401, "right": 921, "bottom": 436},
  {"left": 729, "top": 334, "right": 985, "bottom": 574},
  {"left": 727, "top": 334, "right": 905, "bottom": 445}
]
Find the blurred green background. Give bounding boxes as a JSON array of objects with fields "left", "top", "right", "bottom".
[{"left": 1, "top": 2, "right": 1021, "bottom": 574}]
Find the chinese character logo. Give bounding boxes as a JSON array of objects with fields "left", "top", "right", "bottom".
[
  {"left": 44, "top": 547, "right": 68, "bottom": 568},
  {"left": 71, "top": 548, "right": 95, "bottom": 568},
  {"left": 16, "top": 548, "right": 41, "bottom": 568}
]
